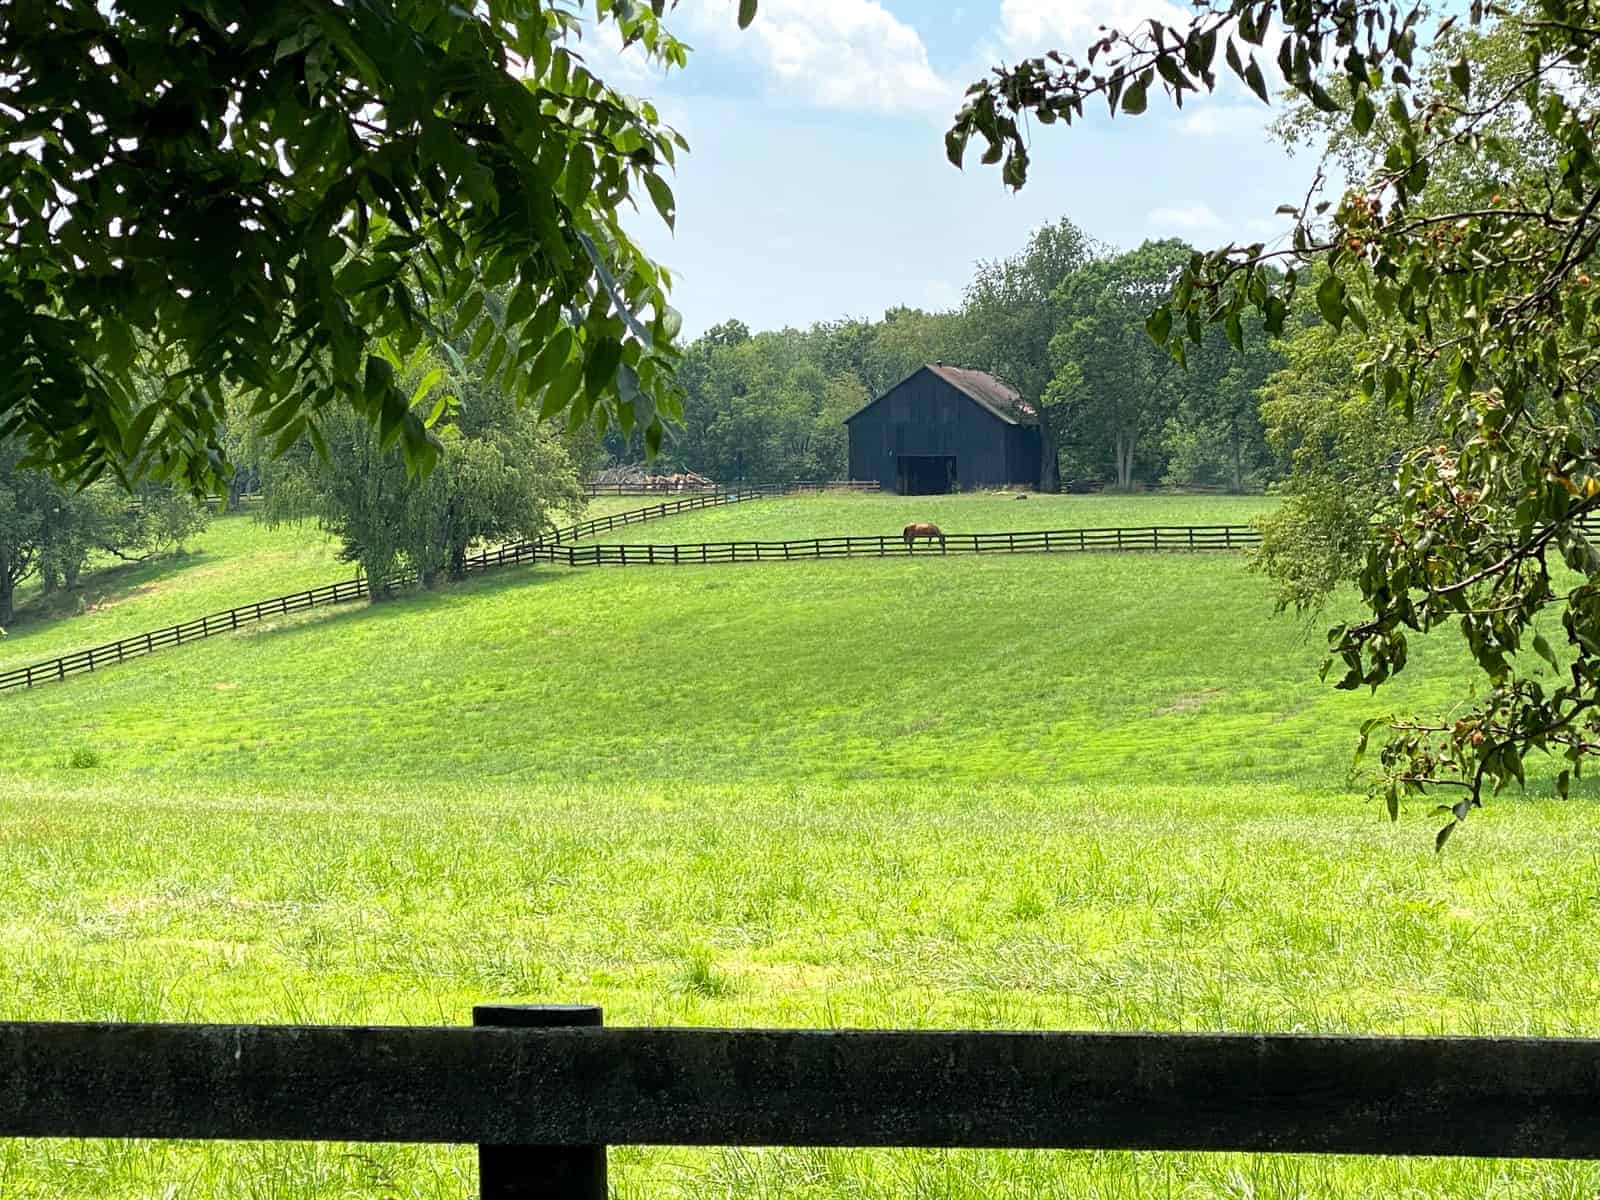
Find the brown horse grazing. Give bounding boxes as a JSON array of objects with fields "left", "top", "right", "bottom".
[{"left": 903, "top": 522, "right": 945, "bottom": 551}]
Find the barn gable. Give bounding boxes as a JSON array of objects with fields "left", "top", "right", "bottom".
[{"left": 844, "top": 365, "right": 1041, "bottom": 494}]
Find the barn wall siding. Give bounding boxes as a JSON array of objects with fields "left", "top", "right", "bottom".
[{"left": 845, "top": 368, "right": 1041, "bottom": 493}]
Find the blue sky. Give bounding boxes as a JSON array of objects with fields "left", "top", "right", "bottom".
[{"left": 587, "top": 0, "right": 1319, "bottom": 337}]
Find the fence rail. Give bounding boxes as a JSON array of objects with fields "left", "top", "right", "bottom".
[
  {"left": 5, "top": 1004, "right": 1600, "bottom": 1200},
  {"left": 462, "top": 524, "right": 1262, "bottom": 573},
  {"left": 539, "top": 487, "right": 777, "bottom": 545},
  {"left": 582, "top": 479, "right": 880, "bottom": 497},
  {"left": 0, "top": 577, "right": 378, "bottom": 693}
]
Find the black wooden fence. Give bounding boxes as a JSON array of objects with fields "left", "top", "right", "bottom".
[
  {"left": 463, "top": 524, "right": 1261, "bottom": 572},
  {"left": 0, "top": 577, "right": 378, "bottom": 693},
  {"left": 5, "top": 1003, "right": 1600, "bottom": 1200},
  {"left": 538, "top": 487, "right": 775, "bottom": 544},
  {"left": 582, "top": 479, "right": 880, "bottom": 497},
  {"left": 0, "top": 523, "right": 1260, "bottom": 694}
]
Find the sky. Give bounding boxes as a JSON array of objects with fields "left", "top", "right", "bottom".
[{"left": 584, "top": 0, "right": 1321, "bottom": 338}]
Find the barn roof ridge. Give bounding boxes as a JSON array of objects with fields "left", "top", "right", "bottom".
[{"left": 842, "top": 364, "right": 1037, "bottom": 427}]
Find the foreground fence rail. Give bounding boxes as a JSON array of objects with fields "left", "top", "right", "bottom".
[
  {"left": 0, "top": 523, "right": 1261, "bottom": 694},
  {"left": 5, "top": 1004, "right": 1600, "bottom": 1200}
]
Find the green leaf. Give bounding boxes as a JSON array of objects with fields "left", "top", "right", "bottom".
[
  {"left": 453, "top": 289, "right": 485, "bottom": 337},
  {"left": 1449, "top": 54, "right": 1471, "bottom": 100},
  {"left": 527, "top": 327, "right": 574, "bottom": 395},
  {"left": 409, "top": 366, "right": 445, "bottom": 411},
  {"left": 363, "top": 354, "right": 397, "bottom": 403},
  {"left": 1243, "top": 59, "right": 1268, "bottom": 103},
  {"left": 1534, "top": 632, "right": 1559, "bottom": 669},
  {"left": 738, "top": 0, "right": 757, "bottom": 28},
  {"left": 1145, "top": 305, "right": 1173, "bottom": 345},
  {"left": 644, "top": 172, "right": 676, "bottom": 230},
  {"left": 1224, "top": 311, "right": 1243, "bottom": 352},
  {"left": 1121, "top": 79, "right": 1148, "bottom": 115},
  {"left": 1353, "top": 91, "right": 1375, "bottom": 134},
  {"left": 562, "top": 142, "right": 594, "bottom": 211},
  {"left": 1316, "top": 272, "right": 1347, "bottom": 330},
  {"left": 584, "top": 337, "right": 623, "bottom": 400},
  {"left": 1435, "top": 820, "right": 1456, "bottom": 852},
  {"left": 1262, "top": 294, "right": 1288, "bottom": 336}
]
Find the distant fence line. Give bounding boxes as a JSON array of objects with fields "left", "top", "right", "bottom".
[
  {"left": 582, "top": 479, "right": 880, "bottom": 497},
  {"left": 0, "top": 521, "right": 1259, "bottom": 694},
  {"left": 540, "top": 487, "right": 776, "bottom": 544},
  {"left": 467, "top": 524, "right": 1261, "bottom": 573}
]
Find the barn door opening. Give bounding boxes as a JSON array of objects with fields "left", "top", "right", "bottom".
[{"left": 896, "top": 455, "right": 957, "bottom": 495}]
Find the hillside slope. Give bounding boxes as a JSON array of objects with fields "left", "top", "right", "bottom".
[{"left": 3, "top": 549, "right": 1473, "bottom": 790}]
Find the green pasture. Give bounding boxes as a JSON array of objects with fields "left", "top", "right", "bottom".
[
  {"left": 588, "top": 492, "right": 1274, "bottom": 545},
  {"left": 1, "top": 495, "right": 605, "bottom": 674},
  {"left": 2, "top": 494, "right": 1597, "bottom": 1198},
  {"left": 1, "top": 516, "right": 347, "bottom": 673}
]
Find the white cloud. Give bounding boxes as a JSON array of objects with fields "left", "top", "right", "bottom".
[
  {"left": 676, "top": 0, "right": 960, "bottom": 120},
  {"left": 566, "top": 21, "right": 669, "bottom": 91},
  {"left": 1177, "top": 104, "right": 1271, "bottom": 137},
  {"left": 999, "top": 0, "right": 1191, "bottom": 52},
  {"left": 1149, "top": 204, "right": 1225, "bottom": 231},
  {"left": 1244, "top": 215, "right": 1291, "bottom": 240}
]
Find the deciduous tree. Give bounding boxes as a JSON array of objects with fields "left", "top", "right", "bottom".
[
  {"left": 1, "top": 1, "right": 691, "bottom": 490},
  {"left": 950, "top": 0, "right": 1600, "bottom": 844}
]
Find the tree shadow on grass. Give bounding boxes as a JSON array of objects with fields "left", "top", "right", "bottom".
[
  {"left": 229, "top": 564, "right": 587, "bottom": 652},
  {"left": 8, "top": 548, "right": 229, "bottom": 634}
]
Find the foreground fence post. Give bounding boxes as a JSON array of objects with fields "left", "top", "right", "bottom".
[{"left": 474, "top": 1004, "right": 606, "bottom": 1200}]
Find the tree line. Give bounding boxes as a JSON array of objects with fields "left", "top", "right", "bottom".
[{"left": 603, "top": 223, "right": 1286, "bottom": 493}]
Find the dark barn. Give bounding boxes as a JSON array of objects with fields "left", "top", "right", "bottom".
[{"left": 845, "top": 364, "right": 1041, "bottom": 494}]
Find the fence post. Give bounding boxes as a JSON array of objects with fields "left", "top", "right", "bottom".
[{"left": 474, "top": 1004, "right": 606, "bottom": 1200}]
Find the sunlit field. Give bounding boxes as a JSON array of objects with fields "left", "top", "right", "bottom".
[{"left": 3, "top": 494, "right": 1596, "bottom": 1198}]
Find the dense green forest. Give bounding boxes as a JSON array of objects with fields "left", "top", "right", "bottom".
[{"left": 605, "top": 221, "right": 1287, "bottom": 492}]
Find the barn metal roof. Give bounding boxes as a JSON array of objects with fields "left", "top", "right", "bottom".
[
  {"left": 842, "top": 364, "right": 1037, "bottom": 426},
  {"left": 923, "top": 365, "right": 1037, "bottom": 425}
]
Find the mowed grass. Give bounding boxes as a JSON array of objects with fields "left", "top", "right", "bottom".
[
  {"left": 4, "top": 499, "right": 1599, "bottom": 1198},
  {"left": 590, "top": 492, "right": 1274, "bottom": 545}
]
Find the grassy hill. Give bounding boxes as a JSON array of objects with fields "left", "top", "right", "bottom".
[
  {"left": 0, "top": 515, "right": 348, "bottom": 673},
  {"left": 0, "top": 495, "right": 625, "bottom": 674},
  {"left": 3, "top": 494, "right": 1598, "bottom": 1199}
]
